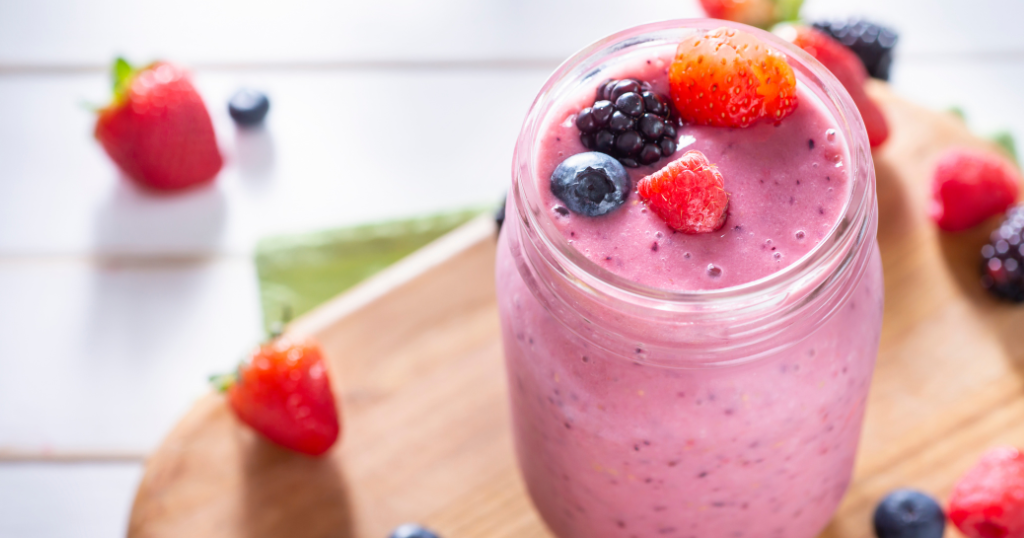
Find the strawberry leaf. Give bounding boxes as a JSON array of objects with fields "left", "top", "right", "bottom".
[{"left": 111, "top": 57, "right": 137, "bottom": 102}]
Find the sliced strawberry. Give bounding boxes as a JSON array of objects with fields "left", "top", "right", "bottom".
[
  {"left": 783, "top": 26, "right": 890, "bottom": 147},
  {"left": 637, "top": 150, "right": 730, "bottom": 234},
  {"left": 948, "top": 447, "right": 1024, "bottom": 538},
  {"left": 669, "top": 28, "right": 798, "bottom": 129},
  {"left": 95, "top": 58, "right": 222, "bottom": 191},
  {"left": 929, "top": 148, "right": 1020, "bottom": 232},
  {"left": 216, "top": 337, "right": 341, "bottom": 456}
]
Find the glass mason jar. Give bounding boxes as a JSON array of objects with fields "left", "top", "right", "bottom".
[{"left": 496, "top": 19, "right": 883, "bottom": 538}]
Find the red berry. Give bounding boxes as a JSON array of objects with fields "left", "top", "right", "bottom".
[
  {"left": 94, "top": 59, "right": 222, "bottom": 191},
  {"left": 669, "top": 28, "right": 798, "bottom": 129},
  {"left": 223, "top": 338, "right": 341, "bottom": 456},
  {"left": 929, "top": 148, "right": 1020, "bottom": 232},
  {"left": 948, "top": 447, "right": 1024, "bottom": 538},
  {"left": 784, "top": 26, "right": 889, "bottom": 147},
  {"left": 637, "top": 150, "right": 730, "bottom": 234},
  {"left": 698, "top": 0, "right": 777, "bottom": 28}
]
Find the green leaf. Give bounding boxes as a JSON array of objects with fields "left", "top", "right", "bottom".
[
  {"left": 990, "top": 131, "right": 1019, "bottom": 165},
  {"left": 111, "top": 57, "right": 136, "bottom": 102},
  {"left": 774, "top": 0, "right": 805, "bottom": 23},
  {"left": 254, "top": 208, "right": 486, "bottom": 335},
  {"left": 946, "top": 106, "right": 966, "bottom": 122}
]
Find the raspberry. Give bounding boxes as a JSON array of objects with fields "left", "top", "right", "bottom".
[
  {"left": 784, "top": 25, "right": 889, "bottom": 147},
  {"left": 948, "top": 447, "right": 1024, "bottom": 538},
  {"left": 637, "top": 150, "right": 730, "bottom": 234},
  {"left": 813, "top": 19, "right": 898, "bottom": 81},
  {"left": 669, "top": 28, "right": 798, "bottom": 128},
  {"left": 928, "top": 148, "right": 1020, "bottom": 232},
  {"left": 981, "top": 205, "right": 1024, "bottom": 302}
]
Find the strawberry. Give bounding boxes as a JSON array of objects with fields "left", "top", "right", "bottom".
[
  {"left": 698, "top": 0, "right": 804, "bottom": 29},
  {"left": 782, "top": 26, "right": 890, "bottom": 147},
  {"left": 929, "top": 148, "right": 1021, "bottom": 232},
  {"left": 948, "top": 447, "right": 1024, "bottom": 538},
  {"left": 214, "top": 337, "right": 341, "bottom": 456},
  {"left": 668, "top": 28, "right": 798, "bottom": 129},
  {"left": 637, "top": 150, "right": 730, "bottom": 234},
  {"left": 94, "top": 58, "right": 222, "bottom": 191}
]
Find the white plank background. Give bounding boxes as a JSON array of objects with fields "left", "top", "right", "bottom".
[{"left": 0, "top": 0, "right": 1022, "bottom": 536}]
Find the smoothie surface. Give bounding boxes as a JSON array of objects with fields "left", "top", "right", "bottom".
[{"left": 534, "top": 44, "right": 851, "bottom": 291}]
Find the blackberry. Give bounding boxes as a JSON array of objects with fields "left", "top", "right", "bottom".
[
  {"left": 812, "top": 19, "right": 898, "bottom": 81},
  {"left": 981, "top": 205, "right": 1024, "bottom": 302},
  {"left": 575, "top": 78, "right": 681, "bottom": 168}
]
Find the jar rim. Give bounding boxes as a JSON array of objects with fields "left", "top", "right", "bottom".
[{"left": 511, "top": 18, "right": 875, "bottom": 308}]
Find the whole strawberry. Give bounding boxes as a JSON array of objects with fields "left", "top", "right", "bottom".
[
  {"left": 95, "top": 58, "right": 222, "bottom": 190},
  {"left": 699, "top": 0, "right": 804, "bottom": 29},
  {"left": 948, "top": 447, "right": 1024, "bottom": 538},
  {"left": 214, "top": 337, "right": 341, "bottom": 456},
  {"left": 669, "top": 28, "right": 798, "bottom": 128},
  {"left": 782, "top": 26, "right": 890, "bottom": 148}
]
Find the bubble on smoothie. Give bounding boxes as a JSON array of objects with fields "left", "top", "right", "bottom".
[
  {"left": 553, "top": 205, "right": 570, "bottom": 218},
  {"left": 707, "top": 264, "right": 722, "bottom": 277},
  {"left": 826, "top": 129, "right": 837, "bottom": 142},
  {"left": 773, "top": 252, "right": 782, "bottom": 260},
  {"left": 563, "top": 114, "right": 576, "bottom": 128},
  {"left": 796, "top": 230, "right": 806, "bottom": 240}
]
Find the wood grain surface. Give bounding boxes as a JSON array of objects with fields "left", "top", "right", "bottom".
[{"left": 128, "top": 83, "right": 1024, "bottom": 538}]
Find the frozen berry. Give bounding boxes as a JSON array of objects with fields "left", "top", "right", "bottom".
[
  {"left": 873, "top": 489, "right": 945, "bottom": 538},
  {"left": 948, "top": 447, "right": 1024, "bottom": 538},
  {"left": 981, "top": 205, "right": 1024, "bottom": 302},
  {"left": 228, "top": 88, "right": 270, "bottom": 126},
  {"left": 669, "top": 27, "right": 797, "bottom": 128},
  {"left": 928, "top": 148, "right": 1021, "bottom": 232},
  {"left": 550, "top": 152, "right": 630, "bottom": 217},
  {"left": 389, "top": 523, "right": 440, "bottom": 538},
  {"left": 637, "top": 150, "right": 730, "bottom": 233},
  {"left": 813, "top": 19, "right": 898, "bottom": 81},
  {"left": 782, "top": 25, "right": 889, "bottom": 147}
]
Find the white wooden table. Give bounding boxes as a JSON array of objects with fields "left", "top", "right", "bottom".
[{"left": 1, "top": 1, "right": 1022, "bottom": 536}]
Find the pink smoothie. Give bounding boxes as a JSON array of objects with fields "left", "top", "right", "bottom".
[{"left": 497, "top": 34, "right": 883, "bottom": 538}]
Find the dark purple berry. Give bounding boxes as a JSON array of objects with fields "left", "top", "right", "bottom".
[
  {"left": 614, "top": 92, "right": 645, "bottom": 117},
  {"left": 610, "top": 79, "right": 641, "bottom": 101},
  {"left": 619, "top": 157, "right": 639, "bottom": 168},
  {"left": 658, "top": 137, "right": 677, "bottom": 157},
  {"left": 638, "top": 113, "right": 665, "bottom": 139},
  {"left": 594, "top": 130, "right": 615, "bottom": 154},
  {"left": 812, "top": 19, "right": 898, "bottom": 81},
  {"left": 592, "top": 100, "right": 614, "bottom": 125},
  {"left": 663, "top": 123, "right": 678, "bottom": 140},
  {"left": 638, "top": 143, "right": 662, "bottom": 165},
  {"left": 228, "top": 89, "right": 270, "bottom": 126},
  {"left": 580, "top": 133, "right": 595, "bottom": 149},
  {"left": 981, "top": 205, "right": 1024, "bottom": 302},
  {"left": 597, "top": 79, "right": 617, "bottom": 101},
  {"left": 576, "top": 107, "right": 598, "bottom": 133},
  {"left": 608, "top": 110, "right": 635, "bottom": 133},
  {"left": 641, "top": 91, "right": 668, "bottom": 116},
  {"left": 615, "top": 131, "right": 643, "bottom": 156}
]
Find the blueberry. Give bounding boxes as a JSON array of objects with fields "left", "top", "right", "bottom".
[
  {"left": 228, "top": 88, "right": 270, "bottom": 126},
  {"left": 575, "top": 107, "right": 598, "bottom": 133},
  {"left": 659, "top": 137, "right": 677, "bottom": 157},
  {"left": 615, "top": 92, "right": 645, "bottom": 117},
  {"left": 638, "top": 143, "right": 662, "bottom": 165},
  {"left": 592, "top": 100, "right": 614, "bottom": 125},
  {"left": 608, "top": 110, "right": 635, "bottom": 132},
  {"left": 549, "top": 152, "right": 630, "bottom": 217},
  {"left": 610, "top": 79, "right": 641, "bottom": 101},
  {"left": 872, "top": 489, "right": 945, "bottom": 538},
  {"left": 615, "top": 131, "right": 643, "bottom": 156},
  {"left": 642, "top": 91, "right": 668, "bottom": 116},
  {"left": 594, "top": 130, "right": 615, "bottom": 154},
  {"left": 638, "top": 113, "right": 665, "bottom": 139},
  {"left": 389, "top": 523, "right": 440, "bottom": 538}
]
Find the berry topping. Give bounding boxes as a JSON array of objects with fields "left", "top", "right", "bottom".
[
  {"left": 981, "top": 205, "right": 1024, "bottom": 302},
  {"left": 813, "top": 19, "right": 898, "bottom": 81},
  {"left": 782, "top": 25, "right": 889, "bottom": 147},
  {"left": 873, "top": 489, "right": 946, "bottom": 538},
  {"left": 228, "top": 88, "right": 270, "bottom": 126},
  {"left": 390, "top": 524, "right": 441, "bottom": 538},
  {"left": 948, "top": 447, "right": 1024, "bottom": 538},
  {"left": 637, "top": 150, "right": 730, "bottom": 234},
  {"left": 550, "top": 152, "right": 631, "bottom": 217},
  {"left": 698, "top": 0, "right": 804, "bottom": 29},
  {"left": 575, "top": 78, "right": 680, "bottom": 168},
  {"left": 668, "top": 28, "right": 798, "bottom": 129},
  {"left": 928, "top": 148, "right": 1021, "bottom": 232}
]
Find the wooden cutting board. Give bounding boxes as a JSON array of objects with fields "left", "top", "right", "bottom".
[{"left": 128, "top": 83, "right": 1024, "bottom": 538}]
